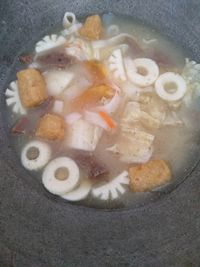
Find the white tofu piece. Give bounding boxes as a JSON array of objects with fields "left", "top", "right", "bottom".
[{"left": 66, "top": 119, "right": 103, "bottom": 151}]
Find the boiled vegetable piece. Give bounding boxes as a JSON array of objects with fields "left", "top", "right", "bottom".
[
  {"left": 44, "top": 69, "right": 74, "bottom": 96},
  {"left": 17, "top": 68, "right": 47, "bottom": 108},
  {"left": 79, "top": 15, "right": 103, "bottom": 40},
  {"left": 66, "top": 119, "right": 102, "bottom": 151},
  {"left": 36, "top": 113, "right": 65, "bottom": 141},
  {"left": 129, "top": 160, "right": 171, "bottom": 192}
]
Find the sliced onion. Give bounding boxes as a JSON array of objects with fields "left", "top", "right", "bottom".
[
  {"left": 92, "top": 33, "right": 138, "bottom": 49},
  {"left": 64, "top": 77, "right": 91, "bottom": 100},
  {"left": 65, "top": 112, "right": 82, "bottom": 124},
  {"left": 52, "top": 100, "right": 64, "bottom": 114},
  {"left": 95, "top": 91, "right": 121, "bottom": 114},
  {"left": 84, "top": 110, "right": 108, "bottom": 130},
  {"left": 142, "top": 38, "right": 157, "bottom": 44},
  {"left": 61, "top": 23, "right": 82, "bottom": 36},
  {"left": 107, "top": 80, "right": 121, "bottom": 93}
]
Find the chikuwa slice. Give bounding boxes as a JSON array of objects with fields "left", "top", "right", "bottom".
[
  {"left": 62, "top": 178, "right": 92, "bottom": 201},
  {"left": 155, "top": 72, "right": 187, "bottom": 101},
  {"left": 21, "top": 140, "right": 51, "bottom": 171},
  {"left": 42, "top": 157, "right": 80, "bottom": 195},
  {"left": 125, "top": 57, "right": 159, "bottom": 87}
]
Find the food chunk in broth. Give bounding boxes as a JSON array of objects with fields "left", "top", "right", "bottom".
[{"left": 6, "top": 12, "right": 200, "bottom": 208}]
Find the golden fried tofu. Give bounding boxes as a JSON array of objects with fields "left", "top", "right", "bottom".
[
  {"left": 79, "top": 15, "right": 103, "bottom": 40},
  {"left": 17, "top": 68, "right": 47, "bottom": 108},
  {"left": 36, "top": 113, "right": 65, "bottom": 141},
  {"left": 129, "top": 160, "right": 171, "bottom": 192}
]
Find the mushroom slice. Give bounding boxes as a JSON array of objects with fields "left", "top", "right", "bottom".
[
  {"left": 35, "top": 34, "right": 66, "bottom": 54},
  {"left": 62, "top": 178, "right": 92, "bottom": 201},
  {"left": 92, "top": 171, "right": 129, "bottom": 200},
  {"left": 21, "top": 140, "right": 51, "bottom": 171},
  {"left": 5, "top": 81, "right": 26, "bottom": 115},
  {"left": 42, "top": 157, "right": 80, "bottom": 195}
]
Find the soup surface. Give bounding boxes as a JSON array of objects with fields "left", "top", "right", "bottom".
[{"left": 5, "top": 13, "right": 200, "bottom": 208}]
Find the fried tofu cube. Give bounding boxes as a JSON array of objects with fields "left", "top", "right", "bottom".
[
  {"left": 129, "top": 160, "right": 171, "bottom": 192},
  {"left": 79, "top": 15, "right": 103, "bottom": 40},
  {"left": 36, "top": 113, "right": 65, "bottom": 140},
  {"left": 17, "top": 68, "right": 47, "bottom": 108}
]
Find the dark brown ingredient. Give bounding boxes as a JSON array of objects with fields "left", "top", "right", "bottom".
[
  {"left": 39, "top": 96, "right": 55, "bottom": 117},
  {"left": 11, "top": 117, "right": 31, "bottom": 135},
  {"left": 36, "top": 51, "right": 76, "bottom": 68},
  {"left": 19, "top": 54, "right": 33, "bottom": 64},
  {"left": 74, "top": 153, "right": 108, "bottom": 179}
]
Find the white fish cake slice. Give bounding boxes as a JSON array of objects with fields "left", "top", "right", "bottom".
[
  {"left": 42, "top": 157, "right": 80, "bottom": 195},
  {"left": 62, "top": 179, "right": 92, "bottom": 201}
]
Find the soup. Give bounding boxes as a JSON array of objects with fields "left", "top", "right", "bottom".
[{"left": 5, "top": 12, "right": 200, "bottom": 208}]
